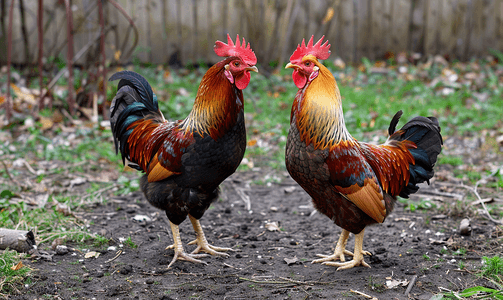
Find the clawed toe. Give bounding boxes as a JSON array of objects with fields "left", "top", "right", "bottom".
[
  {"left": 323, "top": 258, "right": 371, "bottom": 271},
  {"left": 167, "top": 251, "right": 208, "bottom": 269}
]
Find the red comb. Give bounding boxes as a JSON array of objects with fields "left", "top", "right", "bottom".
[
  {"left": 214, "top": 34, "right": 257, "bottom": 65},
  {"left": 289, "top": 35, "right": 331, "bottom": 62}
]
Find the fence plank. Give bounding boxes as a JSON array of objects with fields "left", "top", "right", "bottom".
[
  {"left": 482, "top": 0, "right": 497, "bottom": 53},
  {"left": 369, "top": 0, "right": 392, "bottom": 60},
  {"left": 337, "top": 0, "right": 354, "bottom": 62},
  {"left": 437, "top": 0, "right": 457, "bottom": 57},
  {"left": 355, "top": 0, "right": 370, "bottom": 60},
  {"left": 409, "top": 0, "right": 425, "bottom": 54},
  {"left": 498, "top": 0, "right": 503, "bottom": 52},
  {"left": 391, "top": 0, "right": 411, "bottom": 54},
  {"left": 469, "top": 0, "right": 485, "bottom": 58}
]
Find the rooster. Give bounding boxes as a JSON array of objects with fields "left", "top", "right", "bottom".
[
  {"left": 109, "top": 34, "right": 258, "bottom": 268},
  {"left": 285, "top": 36, "right": 442, "bottom": 270}
]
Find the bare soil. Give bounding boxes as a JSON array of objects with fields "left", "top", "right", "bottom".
[{"left": 11, "top": 163, "right": 503, "bottom": 300}]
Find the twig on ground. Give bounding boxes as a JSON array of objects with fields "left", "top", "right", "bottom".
[
  {"left": 460, "top": 165, "right": 503, "bottom": 225},
  {"left": 80, "top": 183, "right": 118, "bottom": 202},
  {"left": 1, "top": 161, "right": 17, "bottom": 185},
  {"left": 278, "top": 276, "right": 339, "bottom": 285},
  {"left": 105, "top": 249, "right": 123, "bottom": 263},
  {"left": 238, "top": 277, "right": 290, "bottom": 284},
  {"left": 235, "top": 187, "right": 251, "bottom": 211},
  {"left": 20, "top": 159, "right": 37, "bottom": 175},
  {"left": 350, "top": 289, "right": 375, "bottom": 299},
  {"left": 404, "top": 275, "right": 417, "bottom": 295}
]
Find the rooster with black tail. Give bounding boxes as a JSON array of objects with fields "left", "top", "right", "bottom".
[
  {"left": 285, "top": 36, "right": 442, "bottom": 270},
  {"left": 109, "top": 34, "right": 258, "bottom": 268}
]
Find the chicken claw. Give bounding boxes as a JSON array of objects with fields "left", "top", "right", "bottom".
[
  {"left": 314, "top": 229, "right": 371, "bottom": 271},
  {"left": 312, "top": 229, "right": 352, "bottom": 263},
  {"left": 166, "top": 221, "right": 208, "bottom": 268},
  {"left": 188, "top": 215, "right": 232, "bottom": 257}
]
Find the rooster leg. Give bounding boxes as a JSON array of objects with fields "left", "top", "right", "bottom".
[
  {"left": 312, "top": 229, "right": 353, "bottom": 264},
  {"left": 187, "top": 215, "right": 232, "bottom": 257},
  {"left": 166, "top": 221, "right": 208, "bottom": 269},
  {"left": 322, "top": 229, "right": 371, "bottom": 271}
]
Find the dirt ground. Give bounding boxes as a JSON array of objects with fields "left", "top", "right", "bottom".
[{"left": 10, "top": 159, "right": 503, "bottom": 300}]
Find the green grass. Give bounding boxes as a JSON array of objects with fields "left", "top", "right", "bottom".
[
  {"left": 480, "top": 255, "right": 503, "bottom": 284},
  {"left": 0, "top": 250, "right": 32, "bottom": 296},
  {"left": 435, "top": 286, "right": 503, "bottom": 300},
  {"left": 123, "top": 237, "right": 138, "bottom": 249},
  {"left": 438, "top": 155, "right": 464, "bottom": 166},
  {"left": 0, "top": 194, "right": 109, "bottom": 249}
]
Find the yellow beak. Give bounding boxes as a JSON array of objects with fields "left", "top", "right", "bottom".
[
  {"left": 246, "top": 66, "right": 259, "bottom": 73},
  {"left": 285, "top": 63, "right": 300, "bottom": 70}
]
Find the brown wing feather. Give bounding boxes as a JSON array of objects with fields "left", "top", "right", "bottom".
[{"left": 335, "top": 178, "right": 386, "bottom": 223}]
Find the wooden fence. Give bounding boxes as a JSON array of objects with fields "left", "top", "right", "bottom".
[{"left": 2, "top": 0, "right": 503, "bottom": 67}]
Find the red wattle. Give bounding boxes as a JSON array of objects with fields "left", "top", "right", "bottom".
[
  {"left": 235, "top": 71, "right": 251, "bottom": 90},
  {"left": 292, "top": 70, "right": 307, "bottom": 89}
]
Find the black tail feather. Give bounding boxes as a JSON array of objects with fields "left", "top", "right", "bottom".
[
  {"left": 109, "top": 71, "right": 162, "bottom": 165},
  {"left": 389, "top": 111, "right": 443, "bottom": 198}
]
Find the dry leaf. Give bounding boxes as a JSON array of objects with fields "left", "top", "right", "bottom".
[
  {"left": 247, "top": 139, "right": 257, "bottom": 147},
  {"left": 84, "top": 251, "right": 100, "bottom": 259},
  {"left": 11, "top": 261, "right": 24, "bottom": 271},
  {"left": 265, "top": 221, "right": 280, "bottom": 232},
  {"left": 177, "top": 88, "right": 190, "bottom": 97},
  {"left": 322, "top": 7, "right": 334, "bottom": 24},
  {"left": 386, "top": 279, "right": 408, "bottom": 289},
  {"left": 70, "top": 177, "right": 87, "bottom": 187},
  {"left": 39, "top": 116, "right": 54, "bottom": 130},
  {"left": 56, "top": 202, "right": 72, "bottom": 216},
  {"left": 284, "top": 256, "right": 298, "bottom": 265},
  {"left": 333, "top": 58, "right": 346, "bottom": 69},
  {"left": 114, "top": 50, "right": 122, "bottom": 61}
]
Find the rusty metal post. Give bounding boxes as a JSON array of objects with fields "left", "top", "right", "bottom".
[
  {"left": 38, "top": 0, "right": 44, "bottom": 110},
  {"left": 98, "top": 0, "right": 108, "bottom": 120},
  {"left": 5, "top": 0, "right": 15, "bottom": 122},
  {"left": 64, "top": 0, "right": 75, "bottom": 115}
]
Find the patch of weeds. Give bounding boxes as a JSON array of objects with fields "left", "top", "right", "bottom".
[
  {"left": 124, "top": 237, "right": 138, "bottom": 249},
  {"left": 0, "top": 198, "right": 98, "bottom": 247},
  {"left": 92, "top": 234, "right": 110, "bottom": 248},
  {"left": 340, "top": 291, "right": 353, "bottom": 298},
  {"left": 398, "top": 197, "right": 436, "bottom": 212},
  {"left": 0, "top": 250, "right": 31, "bottom": 296},
  {"left": 458, "top": 261, "right": 466, "bottom": 270},
  {"left": 115, "top": 175, "right": 140, "bottom": 195},
  {"left": 479, "top": 255, "right": 503, "bottom": 285},
  {"left": 436, "top": 286, "right": 503, "bottom": 299},
  {"left": 366, "top": 275, "right": 385, "bottom": 293},
  {"left": 423, "top": 254, "right": 430, "bottom": 261},
  {"left": 453, "top": 248, "right": 467, "bottom": 256},
  {"left": 438, "top": 155, "right": 464, "bottom": 166}
]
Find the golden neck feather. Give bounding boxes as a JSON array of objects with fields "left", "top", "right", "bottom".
[
  {"left": 295, "top": 62, "right": 353, "bottom": 149},
  {"left": 180, "top": 59, "right": 243, "bottom": 140}
]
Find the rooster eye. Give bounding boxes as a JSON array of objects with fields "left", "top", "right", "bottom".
[
  {"left": 234, "top": 62, "right": 240, "bottom": 67},
  {"left": 304, "top": 62, "right": 311, "bottom": 67}
]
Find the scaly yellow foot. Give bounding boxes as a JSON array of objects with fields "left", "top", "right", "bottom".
[
  {"left": 321, "top": 229, "right": 371, "bottom": 271},
  {"left": 312, "top": 229, "right": 353, "bottom": 264},
  {"left": 188, "top": 215, "right": 232, "bottom": 257},
  {"left": 166, "top": 221, "right": 208, "bottom": 268}
]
